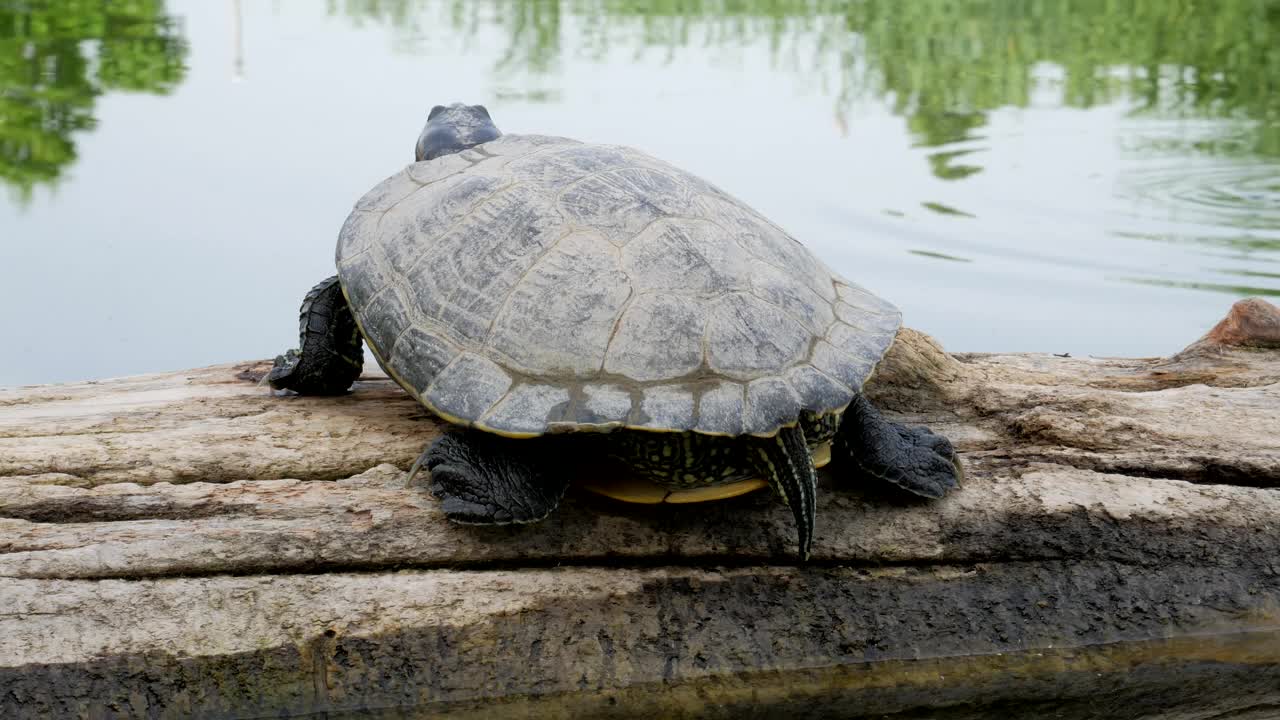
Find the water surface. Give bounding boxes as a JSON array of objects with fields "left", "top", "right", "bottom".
[{"left": 2, "top": 0, "right": 1277, "bottom": 385}]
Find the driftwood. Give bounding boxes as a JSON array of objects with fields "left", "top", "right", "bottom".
[{"left": 1, "top": 298, "right": 1278, "bottom": 719}]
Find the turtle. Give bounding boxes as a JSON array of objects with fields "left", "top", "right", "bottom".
[{"left": 268, "top": 103, "right": 961, "bottom": 559}]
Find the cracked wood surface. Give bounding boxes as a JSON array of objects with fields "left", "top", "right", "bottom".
[{"left": 2, "top": 298, "right": 1279, "bottom": 719}]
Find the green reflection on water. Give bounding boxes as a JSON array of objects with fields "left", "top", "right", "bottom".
[
  {"left": 6, "top": 0, "right": 1279, "bottom": 211},
  {"left": 1121, "top": 276, "right": 1280, "bottom": 298},
  {"left": 921, "top": 201, "right": 976, "bottom": 219},
  {"left": 858, "top": 0, "right": 1280, "bottom": 159},
  {"left": 0, "top": 0, "right": 187, "bottom": 202},
  {"left": 908, "top": 249, "right": 973, "bottom": 264},
  {"left": 1220, "top": 268, "right": 1280, "bottom": 280},
  {"left": 1115, "top": 230, "right": 1280, "bottom": 255},
  {"left": 336, "top": 0, "right": 1280, "bottom": 167}
]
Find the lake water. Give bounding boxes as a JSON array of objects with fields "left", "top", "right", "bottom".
[{"left": 2, "top": 0, "right": 1278, "bottom": 386}]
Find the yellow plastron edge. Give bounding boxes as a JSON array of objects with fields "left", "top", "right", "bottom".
[{"left": 579, "top": 441, "right": 832, "bottom": 504}]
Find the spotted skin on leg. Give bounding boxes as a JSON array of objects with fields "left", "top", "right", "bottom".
[
  {"left": 837, "top": 393, "right": 962, "bottom": 499},
  {"left": 415, "top": 431, "right": 571, "bottom": 525}
]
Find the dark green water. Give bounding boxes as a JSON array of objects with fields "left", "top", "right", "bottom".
[{"left": 1, "top": 0, "right": 1278, "bottom": 384}]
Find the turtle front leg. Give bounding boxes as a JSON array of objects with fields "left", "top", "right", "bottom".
[
  {"left": 268, "top": 276, "right": 364, "bottom": 395},
  {"left": 749, "top": 425, "right": 819, "bottom": 561},
  {"left": 835, "top": 393, "right": 962, "bottom": 498},
  {"left": 409, "top": 430, "right": 572, "bottom": 525}
]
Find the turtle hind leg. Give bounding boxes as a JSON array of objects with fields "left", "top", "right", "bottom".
[
  {"left": 836, "top": 393, "right": 962, "bottom": 499},
  {"left": 749, "top": 425, "right": 818, "bottom": 561},
  {"left": 412, "top": 430, "right": 571, "bottom": 525},
  {"left": 268, "top": 276, "right": 364, "bottom": 395}
]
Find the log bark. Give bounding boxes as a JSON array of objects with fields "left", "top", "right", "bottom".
[{"left": 2, "top": 299, "right": 1278, "bottom": 719}]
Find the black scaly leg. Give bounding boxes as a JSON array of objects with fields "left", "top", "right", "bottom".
[
  {"left": 268, "top": 276, "right": 364, "bottom": 395},
  {"left": 750, "top": 425, "right": 818, "bottom": 561},
  {"left": 408, "top": 430, "right": 572, "bottom": 525},
  {"left": 836, "top": 393, "right": 963, "bottom": 498}
]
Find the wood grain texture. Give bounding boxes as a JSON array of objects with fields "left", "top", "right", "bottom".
[{"left": 2, "top": 298, "right": 1278, "bottom": 719}]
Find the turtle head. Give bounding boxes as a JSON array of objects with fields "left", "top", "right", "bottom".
[{"left": 415, "top": 103, "right": 502, "bottom": 162}]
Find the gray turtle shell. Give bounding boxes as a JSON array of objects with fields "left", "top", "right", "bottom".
[{"left": 336, "top": 134, "right": 901, "bottom": 438}]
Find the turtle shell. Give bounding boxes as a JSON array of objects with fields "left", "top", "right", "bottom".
[{"left": 336, "top": 134, "right": 901, "bottom": 438}]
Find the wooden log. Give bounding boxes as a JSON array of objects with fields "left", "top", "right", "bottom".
[{"left": 2, "top": 298, "right": 1278, "bottom": 719}]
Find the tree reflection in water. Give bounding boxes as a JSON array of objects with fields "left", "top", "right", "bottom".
[
  {"left": 0, "top": 1, "right": 187, "bottom": 202},
  {"left": 5, "top": 0, "right": 1277, "bottom": 216},
  {"left": 336, "top": 0, "right": 1280, "bottom": 168}
]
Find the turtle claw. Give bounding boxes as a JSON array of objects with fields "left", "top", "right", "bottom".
[
  {"left": 872, "top": 425, "right": 962, "bottom": 498},
  {"left": 405, "top": 444, "right": 431, "bottom": 489},
  {"left": 838, "top": 393, "right": 962, "bottom": 499},
  {"left": 266, "top": 349, "right": 302, "bottom": 390},
  {"left": 414, "top": 431, "right": 571, "bottom": 525}
]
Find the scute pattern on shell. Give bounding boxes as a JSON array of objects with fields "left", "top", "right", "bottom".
[{"left": 337, "top": 134, "right": 901, "bottom": 437}]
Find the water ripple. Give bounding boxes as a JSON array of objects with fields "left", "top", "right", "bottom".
[{"left": 1119, "top": 160, "right": 1280, "bottom": 231}]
